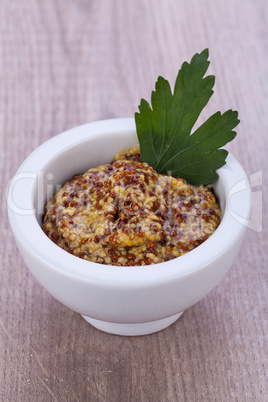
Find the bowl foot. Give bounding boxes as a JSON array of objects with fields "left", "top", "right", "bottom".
[{"left": 81, "top": 311, "right": 184, "bottom": 336}]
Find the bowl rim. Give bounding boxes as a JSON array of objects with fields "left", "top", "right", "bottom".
[{"left": 7, "top": 118, "right": 251, "bottom": 287}]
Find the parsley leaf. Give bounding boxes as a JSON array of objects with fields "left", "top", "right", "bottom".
[{"left": 135, "top": 49, "right": 239, "bottom": 185}]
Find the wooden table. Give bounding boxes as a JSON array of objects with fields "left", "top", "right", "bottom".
[{"left": 1, "top": 1, "right": 267, "bottom": 400}]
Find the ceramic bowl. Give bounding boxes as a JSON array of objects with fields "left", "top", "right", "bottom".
[{"left": 7, "top": 118, "right": 251, "bottom": 336}]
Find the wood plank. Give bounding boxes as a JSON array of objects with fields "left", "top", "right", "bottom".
[{"left": 1, "top": 0, "right": 267, "bottom": 400}]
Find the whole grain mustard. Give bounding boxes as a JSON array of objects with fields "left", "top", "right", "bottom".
[{"left": 43, "top": 148, "right": 221, "bottom": 266}]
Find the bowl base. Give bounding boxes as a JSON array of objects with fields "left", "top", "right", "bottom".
[{"left": 81, "top": 311, "right": 184, "bottom": 336}]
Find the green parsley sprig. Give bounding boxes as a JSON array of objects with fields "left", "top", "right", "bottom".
[{"left": 135, "top": 49, "right": 239, "bottom": 185}]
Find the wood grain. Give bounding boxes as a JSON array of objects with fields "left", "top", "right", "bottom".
[{"left": 0, "top": 0, "right": 267, "bottom": 400}]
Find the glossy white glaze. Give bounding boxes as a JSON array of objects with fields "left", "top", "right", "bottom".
[{"left": 7, "top": 118, "right": 251, "bottom": 335}]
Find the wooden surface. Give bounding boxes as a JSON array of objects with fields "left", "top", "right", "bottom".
[{"left": 1, "top": 0, "right": 267, "bottom": 400}]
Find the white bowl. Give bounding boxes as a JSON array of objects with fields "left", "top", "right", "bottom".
[{"left": 7, "top": 118, "right": 251, "bottom": 336}]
